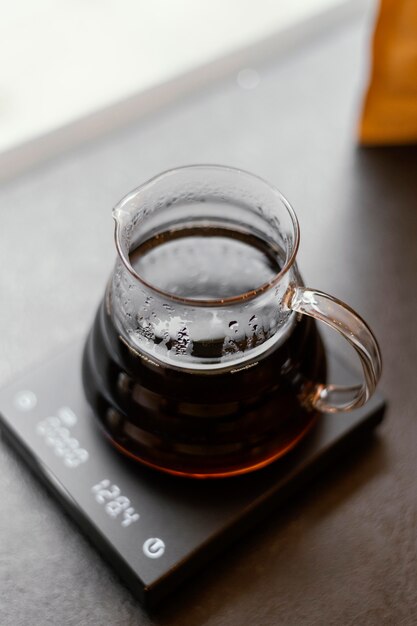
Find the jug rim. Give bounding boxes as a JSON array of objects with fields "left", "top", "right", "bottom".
[{"left": 113, "top": 164, "right": 300, "bottom": 307}]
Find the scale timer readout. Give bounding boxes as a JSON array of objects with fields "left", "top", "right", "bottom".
[
  {"left": 91, "top": 479, "right": 165, "bottom": 557},
  {"left": 91, "top": 479, "right": 140, "bottom": 527}
]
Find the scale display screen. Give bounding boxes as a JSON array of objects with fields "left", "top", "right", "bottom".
[{"left": 0, "top": 341, "right": 385, "bottom": 607}]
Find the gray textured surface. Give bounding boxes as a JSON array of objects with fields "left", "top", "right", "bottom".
[{"left": 1, "top": 18, "right": 416, "bottom": 626}]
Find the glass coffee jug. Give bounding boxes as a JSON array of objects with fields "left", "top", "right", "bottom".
[{"left": 82, "top": 166, "right": 382, "bottom": 478}]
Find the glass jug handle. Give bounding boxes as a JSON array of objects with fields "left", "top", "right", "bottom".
[{"left": 287, "top": 287, "right": 382, "bottom": 412}]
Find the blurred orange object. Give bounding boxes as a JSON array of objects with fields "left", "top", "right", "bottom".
[{"left": 359, "top": 0, "right": 417, "bottom": 144}]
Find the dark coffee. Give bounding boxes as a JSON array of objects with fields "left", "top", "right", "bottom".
[
  {"left": 131, "top": 226, "right": 280, "bottom": 301},
  {"left": 82, "top": 228, "right": 327, "bottom": 477}
]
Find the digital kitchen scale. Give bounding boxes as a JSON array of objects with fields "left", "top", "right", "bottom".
[{"left": 0, "top": 340, "right": 385, "bottom": 608}]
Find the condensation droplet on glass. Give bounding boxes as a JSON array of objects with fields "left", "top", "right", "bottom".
[
  {"left": 135, "top": 316, "right": 154, "bottom": 341},
  {"left": 223, "top": 337, "right": 240, "bottom": 355},
  {"left": 249, "top": 314, "right": 258, "bottom": 331},
  {"left": 229, "top": 321, "right": 239, "bottom": 332},
  {"left": 175, "top": 326, "right": 190, "bottom": 355}
]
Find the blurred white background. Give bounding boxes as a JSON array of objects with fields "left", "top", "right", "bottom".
[{"left": 1, "top": 0, "right": 372, "bottom": 176}]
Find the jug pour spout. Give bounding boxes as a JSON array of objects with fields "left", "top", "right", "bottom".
[
  {"left": 112, "top": 204, "right": 132, "bottom": 226},
  {"left": 112, "top": 205, "right": 132, "bottom": 270}
]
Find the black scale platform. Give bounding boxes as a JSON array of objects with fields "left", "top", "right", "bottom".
[{"left": 0, "top": 340, "right": 385, "bottom": 608}]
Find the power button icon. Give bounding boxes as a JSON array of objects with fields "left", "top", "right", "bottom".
[{"left": 143, "top": 537, "right": 165, "bottom": 559}]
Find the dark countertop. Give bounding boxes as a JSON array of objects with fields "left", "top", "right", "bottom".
[{"left": 1, "top": 16, "right": 416, "bottom": 626}]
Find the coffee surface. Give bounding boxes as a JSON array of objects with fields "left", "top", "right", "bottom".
[{"left": 130, "top": 226, "right": 281, "bottom": 300}]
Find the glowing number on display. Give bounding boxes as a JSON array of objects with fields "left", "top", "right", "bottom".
[
  {"left": 36, "top": 409, "right": 89, "bottom": 468},
  {"left": 121, "top": 508, "right": 140, "bottom": 527},
  {"left": 91, "top": 479, "right": 140, "bottom": 527},
  {"left": 92, "top": 479, "right": 120, "bottom": 503}
]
